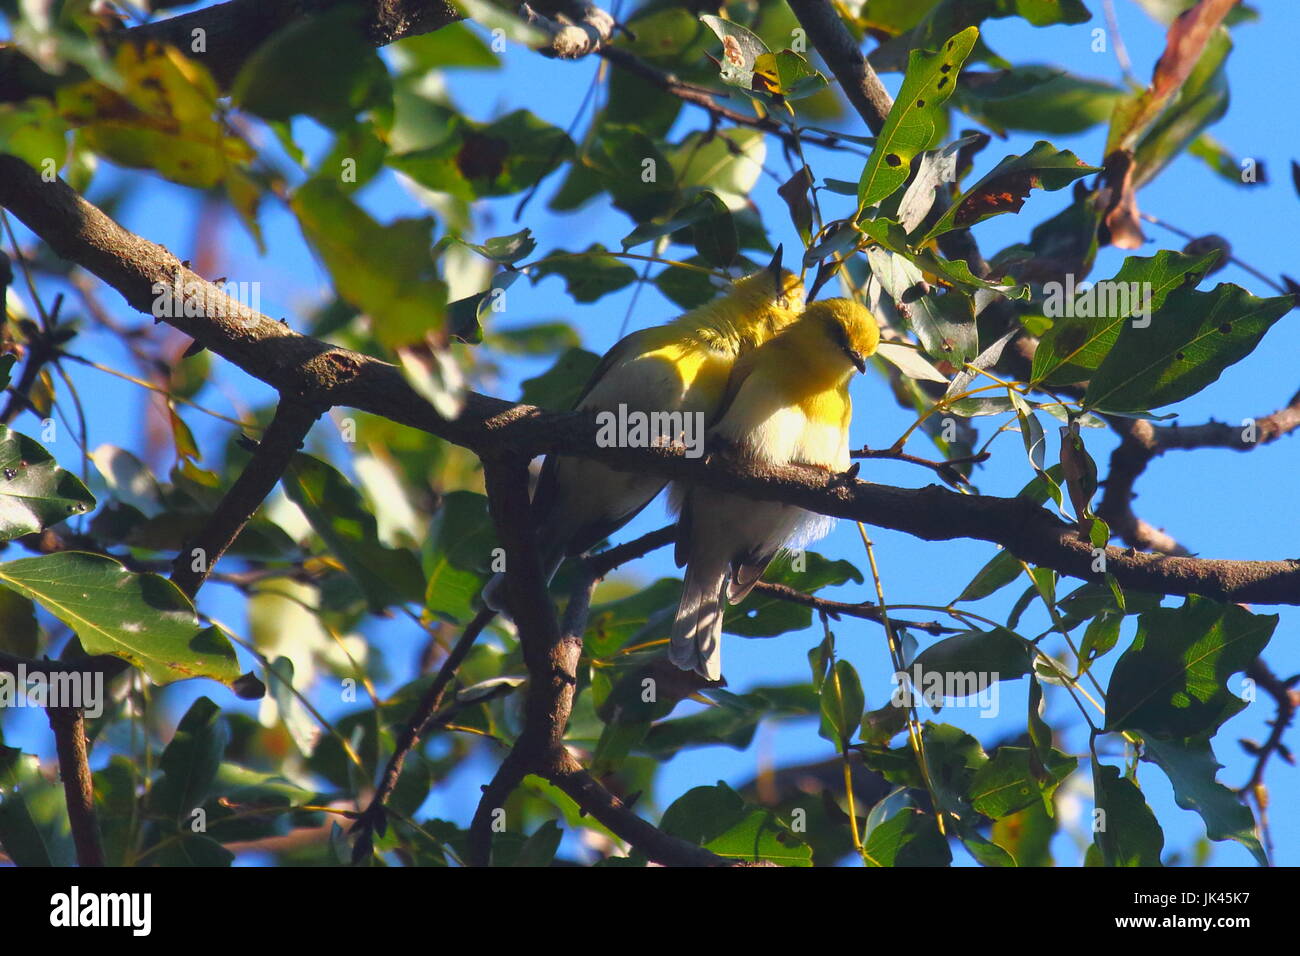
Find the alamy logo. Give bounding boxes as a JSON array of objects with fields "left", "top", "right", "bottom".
[
  {"left": 595, "top": 404, "right": 706, "bottom": 458},
  {"left": 891, "top": 665, "right": 1000, "bottom": 717},
  {"left": 0, "top": 665, "right": 104, "bottom": 718},
  {"left": 151, "top": 270, "right": 261, "bottom": 321},
  {"left": 49, "top": 886, "right": 151, "bottom": 936},
  {"left": 1041, "top": 275, "right": 1154, "bottom": 328}
]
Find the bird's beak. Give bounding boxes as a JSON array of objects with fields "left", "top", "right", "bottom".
[
  {"left": 767, "top": 244, "right": 784, "bottom": 301},
  {"left": 849, "top": 350, "right": 867, "bottom": 374}
]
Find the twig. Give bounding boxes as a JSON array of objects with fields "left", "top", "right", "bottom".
[
  {"left": 597, "top": 47, "right": 853, "bottom": 153},
  {"left": 350, "top": 606, "right": 496, "bottom": 864},
  {"left": 169, "top": 397, "right": 323, "bottom": 598},
  {"left": 1141, "top": 212, "right": 1288, "bottom": 294},
  {"left": 749, "top": 581, "right": 959, "bottom": 636},
  {"left": 1098, "top": 393, "right": 1300, "bottom": 554},
  {"left": 47, "top": 707, "right": 105, "bottom": 867},
  {"left": 851, "top": 445, "right": 990, "bottom": 488}
]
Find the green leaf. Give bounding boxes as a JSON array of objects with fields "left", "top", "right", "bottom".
[
  {"left": 1091, "top": 761, "right": 1164, "bottom": 866},
  {"left": 1079, "top": 611, "right": 1122, "bottom": 674},
  {"left": 819, "top": 659, "right": 865, "bottom": 748},
  {"left": 863, "top": 806, "right": 951, "bottom": 866},
  {"left": 969, "top": 746, "right": 1076, "bottom": 819},
  {"left": 954, "top": 548, "right": 1021, "bottom": 602},
  {"left": 513, "top": 820, "right": 563, "bottom": 867},
  {"left": 753, "top": 50, "right": 828, "bottom": 100},
  {"left": 486, "top": 321, "right": 580, "bottom": 356},
  {"left": 0, "top": 746, "right": 62, "bottom": 865},
  {"left": 864, "top": 245, "right": 978, "bottom": 366},
  {"left": 913, "top": 628, "right": 1032, "bottom": 686},
  {"left": 388, "top": 109, "right": 573, "bottom": 200},
  {"left": 532, "top": 246, "right": 638, "bottom": 303},
  {"left": 0, "top": 586, "right": 38, "bottom": 657},
  {"left": 391, "top": 22, "right": 500, "bottom": 72},
  {"left": 1032, "top": 249, "right": 1221, "bottom": 385},
  {"left": 958, "top": 825, "right": 1017, "bottom": 866},
  {"left": 1131, "top": 31, "right": 1230, "bottom": 190},
  {"left": 519, "top": 347, "right": 601, "bottom": 411},
  {"left": 0, "top": 97, "right": 68, "bottom": 172},
  {"left": 283, "top": 453, "right": 426, "bottom": 612},
  {"left": 660, "top": 782, "right": 811, "bottom": 866},
  {"left": 725, "top": 551, "right": 863, "bottom": 637},
  {"left": 957, "top": 66, "right": 1121, "bottom": 135},
  {"left": 858, "top": 27, "right": 979, "bottom": 209},
  {"left": 291, "top": 180, "right": 446, "bottom": 348},
  {"left": 1141, "top": 736, "right": 1266, "bottom": 866},
  {"left": 1083, "top": 282, "right": 1293, "bottom": 413},
  {"left": 148, "top": 696, "right": 229, "bottom": 825},
  {"left": 0, "top": 552, "right": 241, "bottom": 686},
  {"left": 1105, "top": 596, "right": 1276, "bottom": 738},
  {"left": 688, "top": 190, "right": 738, "bottom": 268},
  {"left": 921, "top": 140, "right": 1100, "bottom": 241},
  {"left": 0, "top": 424, "right": 95, "bottom": 541},
  {"left": 231, "top": 7, "right": 392, "bottom": 129},
  {"left": 422, "top": 491, "right": 497, "bottom": 625}
]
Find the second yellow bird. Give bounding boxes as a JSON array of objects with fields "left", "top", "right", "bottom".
[{"left": 669, "top": 298, "right": 880, "bottom": 679}]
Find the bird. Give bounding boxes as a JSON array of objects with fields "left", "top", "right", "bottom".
[
  {"left": 668, "top": 298, "right": 880, "bottom": 680},
  {"left": 481, "top": 250, "right": 806, "bottom": 615}
]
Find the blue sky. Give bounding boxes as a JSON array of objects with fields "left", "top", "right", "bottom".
[{"left": 3, "top": 1, "right": 1297, "bottom": 866}]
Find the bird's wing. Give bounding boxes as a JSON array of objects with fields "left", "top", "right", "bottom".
[
  {"left": 708, "top": 342, "right": 765, "bottom": 428},
  {"left": 572, "top": 327, "right": 661, "bottom": 408},
  {"left": 673, "top": 492, "right": 694, "bottom": 568}
]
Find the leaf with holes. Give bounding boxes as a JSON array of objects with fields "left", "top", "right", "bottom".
[
  {"left": 699, "top": 15, "right": 770, "bottom": 89},
  {"left": 1032, "top": 249, "right": 1221, "bottom": 386},
  {"left": 921, "top": 140, "right": 1100, "bottom": 242},
  {"left": 1105, "top": 596, "right": 1276, "bottom": 738},
  {"left": 0, "top": 552, "right": 241, "bottom": 686},
  {"left": 1083, "top": 282, "right": 1293, "bottom": 413},
  {"left": 858, "top": 27, "right": 979, "bottom": 209}
]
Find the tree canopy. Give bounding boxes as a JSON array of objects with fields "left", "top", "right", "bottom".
[{"left": 0, "top": 0, "right": 1296, "bottom": 869}]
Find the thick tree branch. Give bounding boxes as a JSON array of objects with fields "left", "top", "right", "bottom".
[
  {"left": 0, "top": 0, "right": 461, "bottom": 102},
  {"left": 3, "top": 158, "right": 1300, "bottom": 608},
  {"left": 46, "top": 706, "right": 105, "bottom": 866},
  {"left": 786, "top": 0, "right": 893, "bottom": 135},
  {"left": 467, "top": 473, "right": 731, "bottom": 866}
]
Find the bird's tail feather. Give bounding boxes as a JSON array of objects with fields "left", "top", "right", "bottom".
[
  {"left": 481, "top": 544, "right": 564, "bottom": 616},
  {"left": 670, "top": 557, "right": 728, "bottom": 681}
]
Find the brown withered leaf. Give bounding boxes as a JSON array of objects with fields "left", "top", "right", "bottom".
[
  {"left": 953, "top": 170, "right": 1040, "bottom": 226},
  {"left": 1109, "top": 0, "right": 1238, "bottom": 152},
  {"left": 1099, "top": 149, "right": 1146, "bottom": 250}
]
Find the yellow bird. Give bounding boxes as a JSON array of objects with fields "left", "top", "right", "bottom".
[
  {"left": 669, "top": 298, "right": 880, "bottom": 679},
  {"left": 482, "top": 253, "right": 805, "bottom": 614}
]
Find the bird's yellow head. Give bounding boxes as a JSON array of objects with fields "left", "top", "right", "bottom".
[
  {"left": 786, "top": 298, "right": 880, "bottom": 379},
  {"left": 725, "top": 246, "right": 806, "bottom": 345}
]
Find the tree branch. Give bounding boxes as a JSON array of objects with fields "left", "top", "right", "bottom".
[
  {"left": 1099, "top": 392, "right": 1300, "bottom": 554},
  {"left": 46, "top": 706, "right": 105, "bottom": 866},
  {"left": 786, "top": 0, "right": 893, "bottom": 135},
  {"left": 169, "top": 397, "right": 323, "bottom": 599},
  {"left": 350, "top": 605, "right": 496, "bottom": 864},
  {"left": 4, "top": 158, "right": 1300, "bottom": 608}
]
